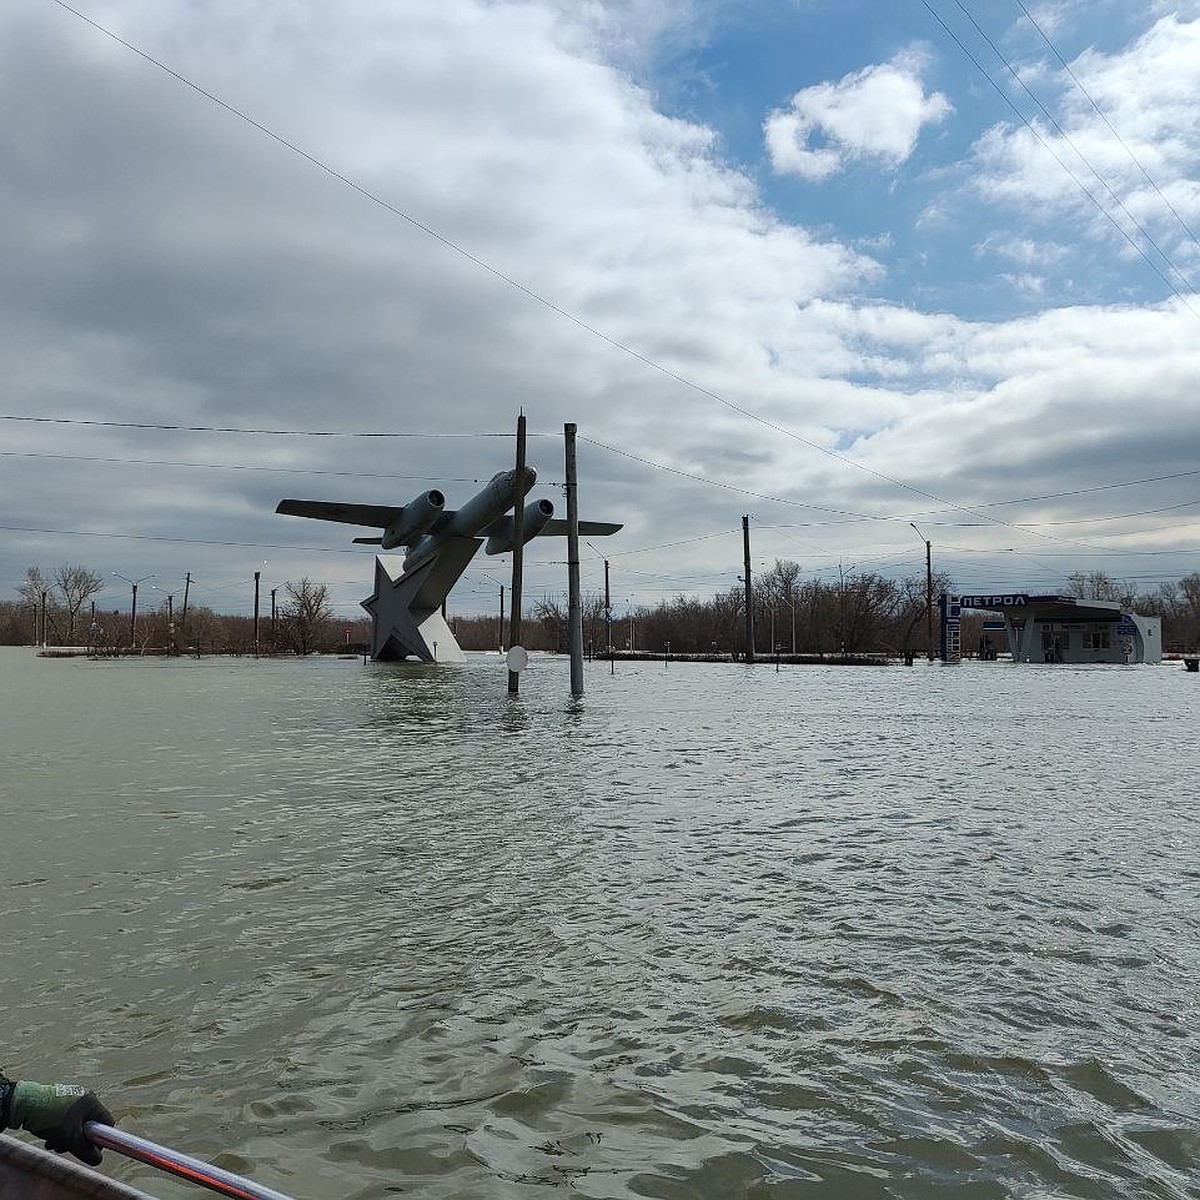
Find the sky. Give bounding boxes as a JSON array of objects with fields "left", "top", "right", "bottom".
[{"left": 4, "top": 0, "right": 1200, "bottom": 623}]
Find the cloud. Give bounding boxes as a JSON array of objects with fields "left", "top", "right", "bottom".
[
  {"left": 764, "top": 50, "right": 952, "bottom": 181},
  {"left": 969, "top": 15, "right": 1200, "bottom": 276},
  {"left": 2, "top": 3, "right": 1200, "bottom": 611}
]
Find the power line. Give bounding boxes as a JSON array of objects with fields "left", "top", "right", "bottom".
[
  {"left": 0, "top": 522, "right": 363, "bottom": 553},
  {"left": 1014, "top": 0, "right": 1200, "bottom": 255},
  {"left": 0, "top": 450, "right": 482, "bottom": 482},
  {"left": 0, "top": 414, "right": 512, "bottom": 437},
  {"left": 49, "top": 2, "right": 1150, "bottom": 555},
  {"left": 28, "top": 1, "right": 1200, "bottom": 585},
  {"left": 949, "top": 0, "right": 1194, "bottom": 295},
  {"left": 920, "top": 0, "right": 1200, "bottom": 314},
  {"left": 579, "top": 437, "right": 876, "bottom": 518},
  {"left": 11, "top": 410, "right": 1198, "bottom": 553}
]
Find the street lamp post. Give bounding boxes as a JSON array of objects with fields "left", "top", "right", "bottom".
[
  {"left": 587, "top": 543, "right": 613, "bottom": 672},
  {"left": 838, "top": 562, "right": 854, "bottom": 658},
  {"left": 112, "top": 572, "right": 155, "bottom": 651},
  {"left": 910, "top": 523, "right": 934, "bottom": 661}
]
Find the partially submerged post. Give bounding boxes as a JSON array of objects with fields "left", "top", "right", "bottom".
[
  {"left": 508, "top": 412, "right": 527, "bottom": 694},
  {"left": 565, "top": 422, "right": 584, "bottom": 696},
  {"left": 605, "top": 558, "right": 613, "bottom": 674},
  {"left": 180, "top": 571, "right": 191, "bottom": 653},
  {"left": 742, "top": 515, "right": 755, "bottom": 664}
]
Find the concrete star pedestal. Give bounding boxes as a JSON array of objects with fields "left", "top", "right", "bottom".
[{"left": 362, "top": 544, "right": 477, "bottom": 662}]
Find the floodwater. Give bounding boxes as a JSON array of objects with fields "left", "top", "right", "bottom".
[{"left": 1, "top": 647, "right": 1197, "bottom": 1200}]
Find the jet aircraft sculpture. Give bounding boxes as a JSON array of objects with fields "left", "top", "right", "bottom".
[{"left": 277, "top": 466, "right": 621, "bottom": 661}]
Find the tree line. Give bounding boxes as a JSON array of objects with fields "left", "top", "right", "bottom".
[
  {"left": 2, "top": 566, "right": 343, "bottom": 655},
  {"left": 8, "top": 560, "right": 1200, "bottom": 658},
  {"left": 460, "top": 564, "right": 1200, "bottom": 657}
]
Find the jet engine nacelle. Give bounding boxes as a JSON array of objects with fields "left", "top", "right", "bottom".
[
  {"left": 381, "top": 489, "right": 446, "bottom": 549},
  {"left": 484, "top": 499, "right": 554, "bottom": 555}
]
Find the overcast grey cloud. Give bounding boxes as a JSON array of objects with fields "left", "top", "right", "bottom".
[{"left": 3, "top": 0, "right": 1200, "bottom": 622}]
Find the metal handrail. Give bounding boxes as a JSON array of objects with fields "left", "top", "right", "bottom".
[{"left": 85, "top": 1123, "right": 296, "bottom": 1200}]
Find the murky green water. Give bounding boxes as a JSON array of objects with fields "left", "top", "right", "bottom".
[{"left": 1, "top": 648, "right": 1197, "bottom": 1199}]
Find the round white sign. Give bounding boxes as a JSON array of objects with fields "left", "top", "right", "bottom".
[{"left": 505, "top": 645, "right": 529, "bottom": 673}]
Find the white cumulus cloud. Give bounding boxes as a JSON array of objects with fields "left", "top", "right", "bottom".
[{"left": 764, "top": 50, "right": 952, "bottom": 181}]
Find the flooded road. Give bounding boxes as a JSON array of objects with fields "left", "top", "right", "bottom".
[{"left": 2, "top": 648, "right": 1197, "bottom": 1198}]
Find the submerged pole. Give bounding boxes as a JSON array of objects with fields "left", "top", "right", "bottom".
[
  {"left": 180, "top": 571, "right": 191, "bottom": 652},
  {"left": 604, "top": 558, "right": 613, "bottom": 674},
  {"left": 508, "top": 412, "right": 527, "bottom": 694},
  {"left": 925, "top": 537, "right": 934, "bottom": 661},
  {"left": 565, "top": 422, "right": 584, "bottom": 696},
  {"left": 742, "top": 515, "right": 755, "bottom": 664}
]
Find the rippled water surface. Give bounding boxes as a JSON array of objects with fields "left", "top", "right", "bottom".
[{"left": 2, "top": 647, "right": 1198, "bottom": 1199}]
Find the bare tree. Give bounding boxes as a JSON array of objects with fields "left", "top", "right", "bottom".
[
  {"left": 1066, "top": 570, "right": 1137, "bottom": 607},
  {"left": 533, "top": 595, "right": 569, "bottom": 651},
  {"left": 16, "top": 566, "right": 60, "bottom": 643},
  {"left": 279, "top": 578, "right": 334, "bottom": 655},
  {"left": 54, "top": 563, "right": 105, "bottom": 644},
  {"left": 185, "top": 605, "right": 227, "bottom": 655}
]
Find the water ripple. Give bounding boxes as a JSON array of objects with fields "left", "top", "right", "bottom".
[{"left": 1, "top": 652, "right": 1198, "bottom": 1198}]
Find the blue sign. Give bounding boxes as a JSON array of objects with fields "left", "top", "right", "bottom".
[{"left": 958, "top": 594, "right": 1030, "bottom": 608}]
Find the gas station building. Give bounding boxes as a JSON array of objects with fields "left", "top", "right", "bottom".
[{"left": 940, "top": 593, "right": 1162, "bottom": 664}]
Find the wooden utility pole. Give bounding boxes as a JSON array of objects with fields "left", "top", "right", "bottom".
[
  {"left": 180, "top": 572, "right": 191, "bottom": 650},
  {"left": 508, "top": 412, "right": 527, "bottom": 694},
  {"left": 498, "top": 584, "right": 505, "bottom": 651},
  {"left": 253, "top": 570, "right": 261, "bottom": 658},
  {"left": 565, "top": 423, "right": 584, "bottom": 696},
  {"left": 742, "top": 515, "right": 755, "bottom": 663},
  {"left": 604, "top": 558, "right": 612, "bottom": 672}
]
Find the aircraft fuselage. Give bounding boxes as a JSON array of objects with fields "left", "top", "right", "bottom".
[{"left": 403, "top": 466, "right": 536, "bottom": 572}]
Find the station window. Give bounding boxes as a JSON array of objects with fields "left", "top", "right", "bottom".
[{"left": 1084, "top": 627, "right": 1112, "bottom": 650}]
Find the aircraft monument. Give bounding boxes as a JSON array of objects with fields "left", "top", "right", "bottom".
[{"left": 277, "top": 465, "right": 621, "bottom": 661}]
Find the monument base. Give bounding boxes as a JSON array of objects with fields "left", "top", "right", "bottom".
[{"left": 362, "top": 547, "right": 478, "bottom": 662}]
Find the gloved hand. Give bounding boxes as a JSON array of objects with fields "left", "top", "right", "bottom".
[{"left": 8, "top": 1080, "right": 115, "bottom": 1166}]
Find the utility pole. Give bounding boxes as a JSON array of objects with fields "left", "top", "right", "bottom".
[
  {"left": 604, "top": 558, "right": 612, "bottom": 672},
  {"left": 271, "top": 587, "right": 277, "bottom": 651},
  {"left": 508, "top": 412, "right": 527, "bottom": 694},
  {"left": 742, "top": 515, "right": 755, "bottom": 664},
  {"left": 926, "top": 539, "right": 934, "bottom": 660},
  {"left": 499, "top": 584, "right": 505, "bottom": 651},
  {"left": 113, "top": 572, "right": 154, "bottom": 650},
  {"left": 40, "top": 590, "right": 47, "bottom": 648},
  {"left": 564, "top": 422, "right": 584, "bottom": 697},
  {"left": 911, "top": 523, "right": 934, "bottom": 661},
  {"left": 253, "top": 571, "right": 261, "bottom": 659},
  {"left": 180, "top": 572, "right": 191, "bottom": 651}
]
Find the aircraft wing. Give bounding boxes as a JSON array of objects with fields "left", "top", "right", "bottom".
[
  {"left": 537, "top": 520, "right": 623, "bottom": 537},
  {"left": 276, "top": 499, "right": 404, "bottom": 529}
]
